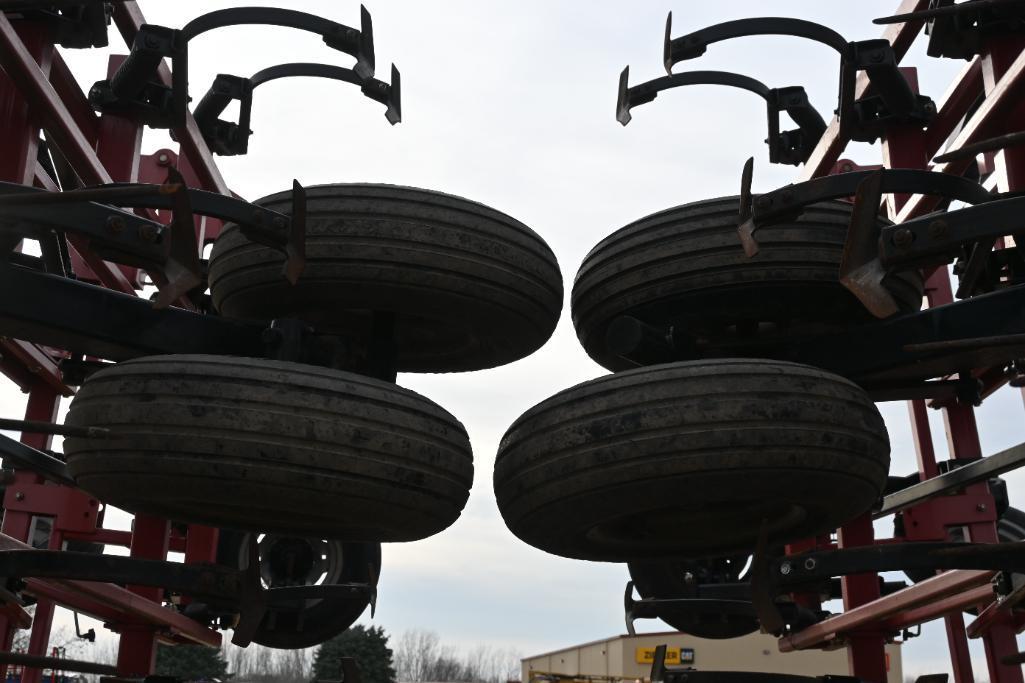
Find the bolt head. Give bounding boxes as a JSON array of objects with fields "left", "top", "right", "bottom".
[
  {"left": 780, "top": 562, "right": 792, "bottom": 576},
  {"left": 928, "top": 219, "right": 947, "bottom": 238},
  {"left": 892, "top": 227, "right": 914, "bottom": 248},
  {"left": 14, "top": 492, "right": 24, "bottom": 501}
]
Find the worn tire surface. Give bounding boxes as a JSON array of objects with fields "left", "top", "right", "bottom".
[
  {"left": 64, "top": 355, "right": 473, "bottom": 541},
  {"left": 572, "top": 197, "right": 924, "bottom": 371},
  {"left": 494, "top": 359, "right": 890, "bottom": 561},
  {"left": 209, "top": 184, "right": 563, "bottom": 373},
  {"left": 216, "top": 530, "right": 379, "bottom": 649}
]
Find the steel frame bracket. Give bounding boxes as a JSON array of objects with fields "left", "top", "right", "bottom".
[
  {"left": 843, "top": 174, "right": 1022, "bottom": 317},
  {"left": 193, "top": 61, "right": 401, "bottom": 157},
  {"left": 875, "top": 0, "right": 1025, "bottom": 60},
  {"left": 616, "top": 67, "right": 825, "bottom": 165},
  {"left": 661, "top": 13, "right": 934, "bottom": 143},
  {"left": 1, "top": 2, "right": 111, "bottom": 48},
  {"left": 88, "top": 6, "right": 377, "bottom": 130}
]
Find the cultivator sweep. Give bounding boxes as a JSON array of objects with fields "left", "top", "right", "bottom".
[
  {"left": 494, "top": 2, "right": 1025, "bottom": 683},
  {"left": 0, "top": 0, "right": 565, "bottom": 678}
]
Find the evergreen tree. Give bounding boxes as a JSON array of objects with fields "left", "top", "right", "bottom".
[
  {"left": 155, "top": 643, "right": 230, "bottom": 682},
  {"left": 312, "top": 625, "right": 395, "bottom": 683}
]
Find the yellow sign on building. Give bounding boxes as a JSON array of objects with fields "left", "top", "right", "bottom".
[{"left": 635, "top": 647, "right": 694, "bottom": 665}]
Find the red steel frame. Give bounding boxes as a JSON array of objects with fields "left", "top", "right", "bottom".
[
  {"left": 0, "top": 2, "right": 1023, "bottom": 681},
  {"left": 0, "top": 4, "right": 230, "bottom": 678},
  {"left": 785, "top": 2, "right": 1025, "bottom": 682}
]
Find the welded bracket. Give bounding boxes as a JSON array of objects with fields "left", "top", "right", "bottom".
[
  {"left": 875, "top": 0, "right": 1025, "bottom": 60},
  {"left": 89, "top": 6, "right": 377, "bottom": 129},
  {"left": 662, "top": 13, "right": 935, "bottom": 142},
  {"left": 616, "top": 68, "right": 825, "bottom": 165},
  {"left": 0, "top": 2, "right": 111, "bottom": 48},
  {"left": 193, "top": 62, "right": 401, "bottom": 156},
  {"left": 843, "top": 177, "right": 1023, "bottom": 316}
]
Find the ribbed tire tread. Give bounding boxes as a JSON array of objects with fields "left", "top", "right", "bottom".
[
  {"left": 494, "top": 359, "right": 890, "bottom": 561},
  {"left": 572, "top": 197, "right": 923, "bottom": 370},
  {"left": 64, "top": 355, "right": 473, "bottom": 541},
  {"left": 209, "top": 184, "right": 563, "bottom": 373}
]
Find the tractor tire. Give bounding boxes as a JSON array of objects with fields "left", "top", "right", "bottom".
[
  {"left": 64, "top": 355, "right": 473, "bottom": 541},
  {"left": 216, "top": 530, "right": 379, "bottom": 649},
  {"left": 572, "top": 196, "right": 923, "bottom": 371},
  {"left": 494, "top": 359, "right": 890, "bottom": 561},
  {"left": 209, "top": 184, "right": 563, "bottom": 373}
]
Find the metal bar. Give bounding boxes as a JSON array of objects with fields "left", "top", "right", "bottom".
[
  {"left": 882, "top": 584, "right": 996, "bottom": 630},
  {"left": 47, "top": 51, "right": 97, "bottom": 145},
  {"left": 0, "top": 418, "right": 106, "bottom": 439},
  {"left": 0, "top": 653, "right": 116, "bottom": 676},
  {"left": 779, "top": 570, "right": 995, "bottom": 651},
  {"left": 877, "top": 442, "right": 1025, "bottom": 517},
  {"left": 897, "top": 46, "right": 1025, "bottom": 222},
  {"left": 0, "top": 264, "right": 265, "bottom": 362},
  {"left": 0, "top": 433, "right": 74, "bottom": 486}
]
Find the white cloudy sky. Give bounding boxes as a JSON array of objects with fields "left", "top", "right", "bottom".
[{"left": 4, "top": 0, "right": 1025, "bottom": 678}]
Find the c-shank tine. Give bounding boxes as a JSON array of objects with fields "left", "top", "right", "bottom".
[
  {"left": 154, "top": 168, "right": 202, "bottom": 309},
  {"left": 737, "top": 157, "right": 759, "bottom": 257},
  {"left": 232, "top": 537, "right": 268, "bottom": 647},
  {"left": 662, "top": 12, "right": 674, "bottom": 74},
  {"left": 749, "top": 519, "right": 785, "bottom": 635},
  {"left": 284, "top": 179, "right": 307, "bottom": 285},
  {"left": 839, "top": 171, "right": 899, "bottom": 318}
]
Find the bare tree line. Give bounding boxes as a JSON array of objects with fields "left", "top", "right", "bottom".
[
  {"left": 394, "top": 629, "right": 521, "bottom": 683},
  {"left": 17, "top": 624, "right": 518, "bottom": 683}
]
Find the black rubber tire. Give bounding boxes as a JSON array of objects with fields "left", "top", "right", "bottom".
[
  {"left": 628, "top": 558, "right": 758, "bottom": 639},
  {"left": 572, "top": 196, "right": 924, "bottom": 371},
  {"left": 216, "top": 530, "right": 379, "bottom": 649},
  {"left": 494, "top": 359, "right": 890, "bottom": 561},
  {"left": 208, "top": 184, "right": 563, "bottom": 373},
  {"left": 63, "top": 355, "right": 473, "bottom": 541}
]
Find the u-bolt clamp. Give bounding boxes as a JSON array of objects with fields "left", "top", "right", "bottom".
[
  {"left": 663, "top": 13, "right": 936, "bottom": 143},
  {"left": 617, "top": 67, "right": 826, "bottom": 166},
  {"left": 193, "top": 62, "right": 401, "bottom": 157},
  {"left": 88, "top": 5, "right": 377, "bottom": 130}
]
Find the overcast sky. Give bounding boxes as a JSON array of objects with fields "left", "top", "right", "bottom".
[{"left": 3, "top": 0, "right": 1025, "bottom": 679}]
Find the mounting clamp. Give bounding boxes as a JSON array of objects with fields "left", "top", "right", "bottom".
[
  {"left": 88, "top": 6, "right": 377, "bottom": 129},
  {"left": 662, "top": 13, "right": 935, "bottom": 143}
]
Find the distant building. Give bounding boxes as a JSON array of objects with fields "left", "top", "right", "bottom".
[{"left": 521, "top": 632, "right": 901, "bottom": 683}]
